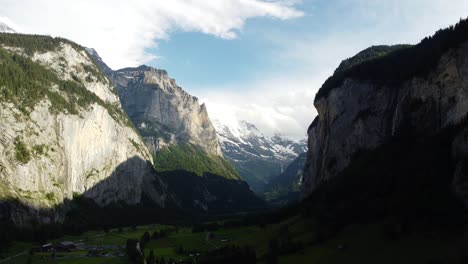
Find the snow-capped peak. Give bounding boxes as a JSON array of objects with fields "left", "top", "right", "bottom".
[
  {"left": 213, "top": 118, "right": 306, "bottom": 161},
  {"left": 213, "top": 118, "right": 307, "bottom": 193}
]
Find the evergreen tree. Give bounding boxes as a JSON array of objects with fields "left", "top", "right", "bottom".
[{"left": 147, "top": 250, "right": 155, "bottom": 264}]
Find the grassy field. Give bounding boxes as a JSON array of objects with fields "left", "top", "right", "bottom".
[
  {"left": 277, "top": 223, "right": 466, "bottom": 264},
  {"left": 0, "top": 218, "right": 466, "bottom": 264}
]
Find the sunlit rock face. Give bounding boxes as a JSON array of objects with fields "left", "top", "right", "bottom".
[
  {"left": 89, "top": 50, "right": 266, "bottom": 212},
  {"left": 0, "top": 37, "right": 167, "bottom": 225},
  {"left": 103, "top": 65, "right": 222, "bottom": 157}
]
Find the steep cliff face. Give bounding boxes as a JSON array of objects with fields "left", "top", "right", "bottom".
[
  {"left": 302, "top": 20, "right": 468, "bottom": 213},
  {"left": 0, "top": 34, "right": 167, "bottom": 225},
  {"left": 88, "top": 55, "right": 265, "bottom": 211},
  {"left": 109, "top": 66, "right": 222, "bottom": 156},
  {"left": 303, "top": 43, "right": 468, "bottom": 197}
]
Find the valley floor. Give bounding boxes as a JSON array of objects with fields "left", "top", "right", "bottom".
[{"left": 0, "top": 217, "right": 465, "bottom": 264}]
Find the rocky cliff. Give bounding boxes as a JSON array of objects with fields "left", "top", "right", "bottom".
[
  {"left": 106, "top": 64, "right": 222, "bottom": 156},
  {"left": 0, "top": 34, "right": 168, "bottom": 225},
  {"left": 302, "top": 19, "right": 468, "bottom": 214},
  {"left": 88, "top": 54, "right": 265, "bottom": 211}
]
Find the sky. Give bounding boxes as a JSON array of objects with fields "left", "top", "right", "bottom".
[{"left": 1, "top": 0, "right": 468, "bottom": 139}]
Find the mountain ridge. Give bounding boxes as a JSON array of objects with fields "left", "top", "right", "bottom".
[
  {"left": 88, "top": 50, "right": 266, "bottom": 211},
  {"left": 213, "top": 118, "right": 307, "bottom": 193},
  {"left": 301, "top": 18, "right": 468, "bottom": 228},
  {"left": 0, "top": 33, "right": 169, "bottom": 225}
]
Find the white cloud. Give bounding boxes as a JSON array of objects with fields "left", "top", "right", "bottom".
[
  {"left": 199, "top": 74, "right": 326, "bottom": 140},
  {"left": 200, "top": 0, "right": 468, "bottom": 139},
  {"left": 0, "top": 16, "right": 23, "bottom": 32},
  {"left": 2, "top": 0, "right": 468, "bottom": 140},
  {"left": 0, "top": 0, "right": 303, "bottom": 69}
]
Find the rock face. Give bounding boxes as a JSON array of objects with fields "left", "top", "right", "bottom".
[
  {"left": 302, "top": 23, "right": 468, "bottom": 211},
  {"left": 88, "top": 54, "right": 265, "bottom": 211},
  {"left": 214, "top": 119, "right": 307, "bottom": 193},
  {"left": 108, "top": 65, "right": 222, "bottom": 156},
  {"left": 0, "top": 34, "right": 167, "bottom": 225}
]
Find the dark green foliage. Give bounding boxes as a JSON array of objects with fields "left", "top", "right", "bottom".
[
  {"left": 62, "top": 189, "right": 193, "bottom": 233},
  {"left": 129, "top": 138, "right": 142, "bottom": 152},
  {"left": 0, "top": 220, "right": 15, "bottom": 250},
  {"left": 0, "top": 202, "right": 67, "bottom": 245},
  {"left": 0, "top": 33, "right": 108, "bottom": 84},
  {"left": 151, "top": 229, "right": 168, "bottom": 239},
  {"left": 0, "top": 43, "right": 129, "bottom": 125},
  {"left": 264, "top": 235, "right": 303, "bottom": 262},
  {"left": 158, "top": 168, "right": 267, "bottom": 212},
  {"left": 335, "top": 45, "right": 412, "bottom": 73},
  {"left": 154, "top": 144, "right": 240, "bottom": 180},
  {"left": 146, "top": 250, "right": 155, "bottom": 264},
  {"left": 191, "top": 222, "right": 220, "bottom": 233},
  {"left": 0, "top": 48, "right": 57, "bottom": 114},
  {"left": 317, "top": 17, "right": 468, "bottom": 100},
  {"left": 176, "top": 245, "right": 184, "bottom": 254},
  {"left": 82, "top": 63, "right": 106, "bottom": 83},
  {"left": 126, "top": 239, "right": 144, "bottom": 264},
  {"left": 45, "top": 192, "right": 55, "bottom": 201},
  {"left": 0, "top": 33, "right": 83, "bottom": 56},
  {"left": 32, "top": 144, "right": 45, "bottom": 156},
  {"left": 140, "top": 231, "right": 150, "bottom": 250},
  {"left": 263, "top": 153, "right": 306, "bottom": 207},
  {"left": 265, "top": 238, "right": 279, "bottom": 264},
  {"left": 198, "top": 245, "right": 256, "bottom": 264},
  {"left": 14, "top": 136, "right": 31, "bottom": 164},
  {"left": 301, "top": 119, "right": 467, "bottom": 234}
]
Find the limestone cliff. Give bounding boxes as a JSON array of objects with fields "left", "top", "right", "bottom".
[
  {"left": 88, "top": 54, "right": 265, "bottom": 211},
  {"left": 106, "top": 65, "right": 222, "bottom": 156},
  {"left": 0, "top": 34, "right": 167, "bottom": 225},
  {"left": 302, "top": 19, "right": 468, "bottom": 212}
]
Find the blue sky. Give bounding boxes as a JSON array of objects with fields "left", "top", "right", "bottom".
[
  {"left": 151, "top": 3, "right": 315, "bottom": 90},
  {"left": 1, "top": 0, "right": 468, "bottom": 138}
]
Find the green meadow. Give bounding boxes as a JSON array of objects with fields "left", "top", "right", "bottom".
[{"left": 1, "top": 215, "right": 465, "bottom": 264}]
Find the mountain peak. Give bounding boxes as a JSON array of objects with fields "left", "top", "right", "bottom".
[
  {"left": 115, "top": 64, "right": 168, "bottom": 76},
  {"left": 213, "top": 118, "right": 307, "bottom": 193}
]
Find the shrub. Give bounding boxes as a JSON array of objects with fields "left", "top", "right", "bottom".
[
  {"left": 45, "top": 192, "right": 55, "bottom": 201},
  {"left": 14, "top": 137, "right": 31, "bottom": 164}
]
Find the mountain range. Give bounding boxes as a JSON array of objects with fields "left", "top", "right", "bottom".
[
  {"left": 0, "top": 32, "right": 264, "bottom": 227},
  {"left": 1, "top": 14, "right": 468, "bottom": 264},
  {"left": 92, "top": 51, "right": 265, "bottom": 212},
  {"left": 213, "top": 119, "right": 307, "bottom": 193}
]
